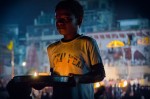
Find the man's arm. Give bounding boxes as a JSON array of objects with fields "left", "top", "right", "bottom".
[
  {"left": 74, "top": 63, "right": 105, "bottom": 84},
  {"left": 50, "top": 63, "right": 105, "bottom": 84}
]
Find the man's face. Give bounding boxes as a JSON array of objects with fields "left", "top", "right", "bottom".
[{"left": 55, "top": 9, "right": 78, "bottom": 36}]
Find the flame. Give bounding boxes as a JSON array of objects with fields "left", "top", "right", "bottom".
[{"left": 34, "top": 72, "right": 38, "bottom": 77}]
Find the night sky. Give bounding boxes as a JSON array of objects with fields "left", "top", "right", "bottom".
[
  {"left": 114, "top": 0, "right": 150, "bottom": 20},
  {"left": 0, "top": 0, "right": 150, "bottom": 32},
  {"left": 0, "top": 0, "right": 60, "bottom": 30}
]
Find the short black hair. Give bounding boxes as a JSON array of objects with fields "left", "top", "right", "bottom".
[{"left": 55, "top": 0, "right": 84, "bottom": 20}]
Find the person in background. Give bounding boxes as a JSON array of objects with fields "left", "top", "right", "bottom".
[{"left": 47, "top": 0, "right": 105, "bottom": 99}]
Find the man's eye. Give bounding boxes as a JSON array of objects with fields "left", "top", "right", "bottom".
[
  {"left": 64, "top": 17, "right": 72, "bottom": 21},
  {"left": 55, "top": 17, "right": 72, "bottom": 23}
]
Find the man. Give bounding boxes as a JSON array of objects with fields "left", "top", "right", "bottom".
[{"left": 47, "top": 0, "right": 105, "bottom": 99}]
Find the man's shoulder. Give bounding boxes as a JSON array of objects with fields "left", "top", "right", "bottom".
[
  {"left": 47, "top": 40, "right": 60, "bottom": 49},
  {"left": 79, "top": 35, "right": 94, "bottom": 41},
  {"left": 79, "top": 35, "right": 96, "bottom": 43}
]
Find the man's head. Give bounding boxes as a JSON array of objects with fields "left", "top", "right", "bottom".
[
  {"left": 55, "top": 0, "right": 83, "bottom": 36},
  {"left": 55, "top": 0, "right": 83, "bottom": 26}
]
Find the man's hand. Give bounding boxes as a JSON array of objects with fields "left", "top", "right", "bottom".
[{"left": 69, "top": 63, "right": 105, "bottom": 84}]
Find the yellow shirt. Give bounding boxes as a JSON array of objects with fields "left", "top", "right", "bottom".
[{"left": 47, "top": 35, "right": 102, "bottom": 76}]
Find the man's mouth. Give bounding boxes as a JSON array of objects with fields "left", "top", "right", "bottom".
[{"left": 57, "top": 27, "right": 65, "bottom": 29}]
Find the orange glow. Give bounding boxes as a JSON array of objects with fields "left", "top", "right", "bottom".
[{"left": 38, "top": 72, "right": 50, "bottom": 76}]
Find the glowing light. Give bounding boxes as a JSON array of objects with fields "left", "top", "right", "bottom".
[
  {"left": 94, "top": 82, "right": 101, "bottom": 88},
  {"left": 22, "top": 62, "right": 26, "bottom": 67},
  {"left": 123, "top": 80, "right": 128, "bottom": 87},
  {"left": 34, "top": 72, "right": 38, "bottom": 77},
  {"left": 118, "top": 80, "right": 128, "bottom": 87}
]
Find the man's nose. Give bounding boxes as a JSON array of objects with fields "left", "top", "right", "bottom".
[
  {"left": 57, "top": 19, "right": 65, "bottom": 24},
  {"left": 56, "top": 20, "right": 65, "bottom": 26},
  {"left": 57, "top": 22, "right": 64, "bottom": 26}
]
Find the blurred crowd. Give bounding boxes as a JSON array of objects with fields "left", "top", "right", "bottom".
[
  {"left": 94, "top": 83, "right": 150, "bottom": 99},
  {"left": 0, "top": 77, "right": 150, "bottom": 99}
]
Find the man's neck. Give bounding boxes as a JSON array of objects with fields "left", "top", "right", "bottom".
[{"left": 62, "top": 34, "right": 80, "bottom": 42}]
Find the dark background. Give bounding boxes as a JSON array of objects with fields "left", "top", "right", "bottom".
[{"left": 0, "top": 0, "right": 150, "bottom": 30}]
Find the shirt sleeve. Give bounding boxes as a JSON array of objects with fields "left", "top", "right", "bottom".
[
  {"left": 47, "top": 46, "right": 53, "bottom": 69},
  {"left": 87, "top": 38, "right": 103, "bottom": 66}
]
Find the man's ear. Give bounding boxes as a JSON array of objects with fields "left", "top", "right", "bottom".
[{"left": 77, "top": 17, "right": 83, "bottom": 27}]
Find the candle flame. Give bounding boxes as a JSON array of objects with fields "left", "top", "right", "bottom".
[{"left": 34, "top": 72, "right": 38, "bottom": 77}]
